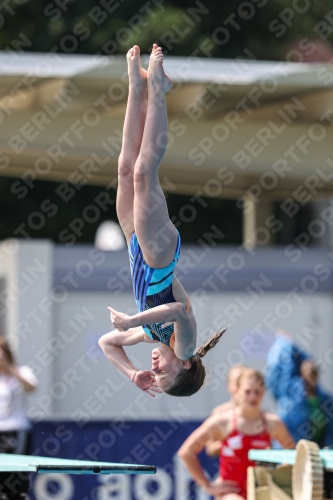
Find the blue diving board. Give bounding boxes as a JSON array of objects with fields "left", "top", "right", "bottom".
[
  {"left": 249, "top": 449, "right": 333, "bottom": 470},
  {"left": 0, "top": 454, "right": 156, "bottom": 475}
]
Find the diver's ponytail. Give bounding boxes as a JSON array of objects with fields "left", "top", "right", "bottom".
[{"left": 196, "top": 326, "right": 228, "bottom": 358}]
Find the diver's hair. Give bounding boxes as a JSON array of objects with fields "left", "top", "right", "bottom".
[
  {"left": 0, "top": 336, "right": 15, "bottom": 365},
  {"left": 164, "top": 327, "right": 228, "bottom": 397},
  {"left": 236, "top": 367, "right": 265, "bottom": 388}
]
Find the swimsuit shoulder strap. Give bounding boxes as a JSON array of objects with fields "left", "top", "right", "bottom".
[
  {"left": 232, "top": 408, "right": 238, "bottom": 432},
  {"left": 260, "top": 412, "right": 269, "bottom": 433}
]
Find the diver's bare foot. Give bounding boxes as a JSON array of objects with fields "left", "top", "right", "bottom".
[
  {"left": 148, "top": 43, "right": 173, "bottom": 94},
  {"left": 127, "top": 45, "right": 147, "bottom": 91}
]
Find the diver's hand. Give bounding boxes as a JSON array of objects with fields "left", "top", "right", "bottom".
[
  {"left": 133, "top": 370, "right": 162, "bottom": 397},
  {"left": 108, "top": 307, "right": 132, "bottom": 332}
]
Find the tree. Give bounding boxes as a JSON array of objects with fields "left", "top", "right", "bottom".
[{"left": 1, "top": 0, "right": 331, "bottom": 61}]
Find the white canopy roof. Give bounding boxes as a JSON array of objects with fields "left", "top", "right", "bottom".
[
  {"left": 0, "top": 51, "right": 332, "bottom": 201},
  {"left": 0, "top": 50, "right": 326, "bottom": 85}
]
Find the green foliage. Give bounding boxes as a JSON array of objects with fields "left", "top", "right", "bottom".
[{"left": 2, "top": 0, "right": 332, "bottom": 60}]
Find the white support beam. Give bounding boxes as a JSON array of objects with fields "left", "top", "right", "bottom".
[
  {"left": 243, "top": 194, "right": 257, "bottom": 247},
  {"left": 242, "top": 195, "right": 275, "bottom": 247}
]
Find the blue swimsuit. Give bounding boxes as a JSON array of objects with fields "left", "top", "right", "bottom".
[{"left": 128, "top": 232, "right": 181, "bottom": 346}]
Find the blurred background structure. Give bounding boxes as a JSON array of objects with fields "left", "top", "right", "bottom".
[
  {"left": 1, "top": 0, "right": 333, "bottom": 498},
  {"left": 2, "top": 52, "right": 333, "bottom": 247}
]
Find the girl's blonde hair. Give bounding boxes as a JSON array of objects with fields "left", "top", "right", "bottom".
[
  {"left": 164, "top": 327, "right": 227, "bottom": 397},
  {"left": 227, "top": 364, "right": 245, "bottom": 383},
  {"left": 236, "top": 367, "right": 265, "bottom": 388}
]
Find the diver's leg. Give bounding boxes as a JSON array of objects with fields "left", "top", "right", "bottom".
[
  {"left": 133, "top": 44, "right": 177, "bottom": 267},
  {"left": 116, "top": 45, "right": 147, "bottom": 242}
]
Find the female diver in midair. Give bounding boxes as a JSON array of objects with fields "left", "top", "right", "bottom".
[{"left": 99, "top": 44, "right": 226, "bottom": 397}]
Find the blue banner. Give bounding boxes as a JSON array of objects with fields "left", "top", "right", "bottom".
[{"left": 28, "top": 420, "right": 218, "bottom": 500}]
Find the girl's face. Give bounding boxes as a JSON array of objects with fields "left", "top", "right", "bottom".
[
  {"left": 151, "top": 344, "right": 190, "bottom": 391},
  {"left": 236, "top": 378, "right": 264, "bottom": 409}
]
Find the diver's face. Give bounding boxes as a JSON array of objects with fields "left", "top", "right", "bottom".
[{"left": 151, "top": 344, "right": 190, "bottom": 391}]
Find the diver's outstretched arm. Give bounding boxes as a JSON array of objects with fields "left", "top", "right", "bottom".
[{"left": 98, "top": 327, "right": 161, "bottom": 397}]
